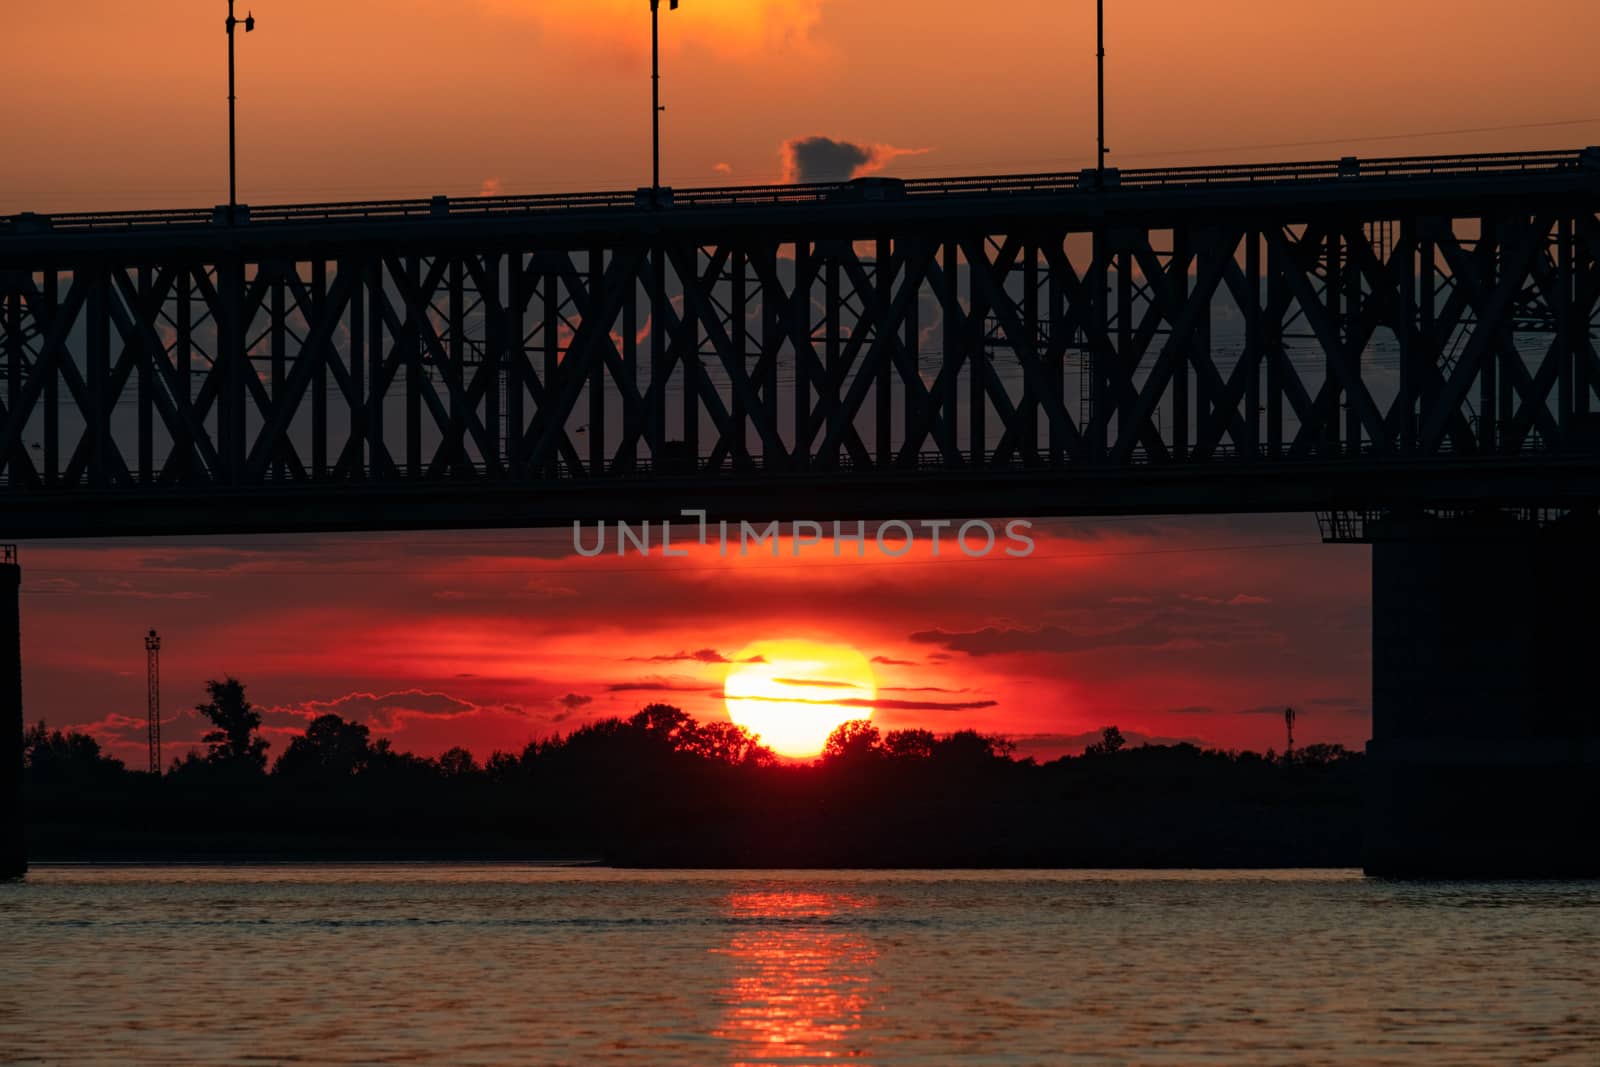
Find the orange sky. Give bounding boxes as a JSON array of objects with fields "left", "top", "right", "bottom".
[
  {"left": 6, "top": 1, "right": 1598, "bottom": 211},
  {"left": 20, "top": 520, "right": 1370, "bottom": 766},
  {"left": 5, "top": 2, "right": 1587, "bottom": 763}
]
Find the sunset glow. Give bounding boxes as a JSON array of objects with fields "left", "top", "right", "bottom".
[
  {"left": 724, "top": 640, "right": 878, "bottom": 759},
  {"left": 8, "top": 1, "right": 1577, "bottom": 762},
  {"left": 5, "top": 0, "right": 1592, "bottom": 1057},
  {"left": 483, "top": 0, "right": 825, "bottom": 58}
]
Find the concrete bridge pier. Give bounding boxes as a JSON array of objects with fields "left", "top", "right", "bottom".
[
  {"left": 1365, "top": 514, "right": 1600, "bottom": 877},
  {"left": 2, "top": 546, "right": 23, "bottom": 880}
]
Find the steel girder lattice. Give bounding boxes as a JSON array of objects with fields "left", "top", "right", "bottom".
[{"left": 2, "top": 170, "right": 1598, "bottom": 536}]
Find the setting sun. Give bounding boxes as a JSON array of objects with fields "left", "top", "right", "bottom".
[{"left": 724, "top": 640, "right": 877, "bottom": 759}]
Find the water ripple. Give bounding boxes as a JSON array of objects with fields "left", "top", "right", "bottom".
[{"left": 2, "top": 867, "right": 1597, "bottom": 1066}]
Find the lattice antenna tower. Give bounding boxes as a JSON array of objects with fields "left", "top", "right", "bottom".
[{"left": 145, "top": 629, "right": 162, "bottom": 775}]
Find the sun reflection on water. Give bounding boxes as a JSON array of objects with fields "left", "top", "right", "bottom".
[{"left": 712, "top": 890, "right": 879, "bottom": 1064}]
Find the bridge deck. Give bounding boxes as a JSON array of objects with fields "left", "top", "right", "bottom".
[{"left": 5, "top": 148, "right": 1597, "bottom": 239}]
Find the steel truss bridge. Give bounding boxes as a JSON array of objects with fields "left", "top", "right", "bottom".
[{"left": 2, "top": 148, "right": 1598, "bottom": 537}]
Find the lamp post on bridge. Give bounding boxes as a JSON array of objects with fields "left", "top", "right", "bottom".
[
  {"left": 1096, "top": 0, "right": 1108, "bottom": 187},
  {"left": 650, "top": 0, "right": 679, "bottom": 208},
  {"left": 225, "top": 1, "right": 258, "bottom": 225}
]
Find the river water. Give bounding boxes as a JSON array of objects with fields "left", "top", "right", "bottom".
[{"left": 2, "top": 867, "right": 1597, "bottom": 1065}]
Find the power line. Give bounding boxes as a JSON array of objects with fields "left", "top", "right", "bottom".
[{"left": 1110, "top": 117, "right": 1600, "bottom": 163}]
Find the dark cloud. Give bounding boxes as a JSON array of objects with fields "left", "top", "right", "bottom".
[
  {"left": 61, "top": 712, "right": 150, "bottom": 741},
  {"left": 773, "top": 678, "right": 867, "bottom": 689},
  {"left": 1250, "top": 699, "right": 1369, "bottom": 717},
  {"left": 269, "top": 689, "right": 482, "bottom": 730},
  {"left": 871, "top": 655, "right": 918, "bottom": 666},
  {"left": 629, "top": 648, "right": 732, "bottom": 664},
  {"left": 783, "top": 136, "right": 873, "bottom": 183},
  {"left": 910, "top": 607, "right": 1279, "bottom": 658},
  {"left": 1168, "top": 705, "right": 1218, "bottom": 715},
  {"left": 29, "top": 577, "right": 81, "bottom": 595},
  {"left": 871, "top": 697, "right": 999, "bottom": 712},
  {"left": 734, "top": 693, "right": 998, "bottom": 713},
  {"left": 558, "top": 693, "right": 593, "bottom": 711},
  {"left": 32, "top": 576, "right": 212, "bottom": 601},
  {"left": 252, "top": 687, "right": 531, "bottom": 739},
  {"left": 1181, "top": 593, "right": 1272, "bottom": 608},
  {"left": 606, "top": 679, "right": 722, "bottom": 695},
  {"left": 910, "top": 619, "right": 1174, "bottom": 657},
  {"left": 780, "top": 136, "right": 931, "bottom": 183}
]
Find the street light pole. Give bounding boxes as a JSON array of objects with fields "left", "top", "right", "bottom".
[
  {"left": 225, "top": 1, "right": 257, "bottom": 224},
  {"left": 650, "top": 0, "right": 678, "bottom": 207},
  {"left": 1097, "top": 0, "right": 1107, "bottom": 186}
]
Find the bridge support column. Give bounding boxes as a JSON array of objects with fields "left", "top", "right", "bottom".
[
  {"left": 1, "top": 546, "right": 23, "bottom": 880},
  {"left": 1366, "top": 514, "right": 1600, "bottom": 877}
]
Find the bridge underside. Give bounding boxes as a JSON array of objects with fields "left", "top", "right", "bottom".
[{"left": 6, "top": 458, "right": 1600, "bottom": 539}]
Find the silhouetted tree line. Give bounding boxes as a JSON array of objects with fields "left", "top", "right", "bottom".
[{"left": 23, "top": 679, "right": 1364, "bottom": 867}]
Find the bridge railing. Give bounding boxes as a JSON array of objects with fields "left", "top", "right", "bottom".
[
  {"left": 1118, "top": 149, "right": 1588, "bottom": 186},
  {"left": 4, "top": 149, "right": 1593, "bottom": 236}
]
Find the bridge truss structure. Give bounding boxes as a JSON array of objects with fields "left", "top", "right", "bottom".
[{"left": 2, "top": 149, "right": 1598, "bottom": 536}]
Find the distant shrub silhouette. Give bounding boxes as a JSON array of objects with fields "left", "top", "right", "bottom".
[
  {"left": 437, "top": 747, "right": 479, "bottom": 778},
  {"left": 21, "top": 682, "right": 1368, "bottom": 868},
  {"left": 1294, "top": 743, "right": 1357, "bottom": 768},
  {"left": 274, "top": 714, "right": 371, "bottom": 781},
  {"left": 1083, "top": 725, "right": 1127, "bottom": 756},
  {"left": 195, "top": 677, "right": 269, "bottom": 775},
  {"left": 679, "top": 720, "right": 776, "bottom": 767},
  {"left": 628, "top": 703, "right": 699, "bottom": 747},
  {"left": 882, "top": 728, "right": 936, "bottom": 760},
  {"left": 822, "top": 720, "right": 882, "bottom": 763},
  {"left": 23, "top": 721, "right": 124, "bottom": 786},
  {"left": 933, "top": 729, "right": 1016, "bottom": 765},
  {"left": 364, "top": 737, "right": 440, "bottom": 787}
]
